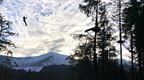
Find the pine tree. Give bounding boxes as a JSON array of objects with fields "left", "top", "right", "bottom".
[
  {"left": 68, "top": 0, "right": 118, "bottom": 80},
  {"left": 123, "top": 0, "right": 144, "bottom": 79},
  {"left": 67, "top": 34, "right": 94, "bottom": 80},
  {"left": 0, "top": 13, "right": 15, "bottom": 55},
  {"left": 79, "top": 0, "right": 100, "bottom": 79}
]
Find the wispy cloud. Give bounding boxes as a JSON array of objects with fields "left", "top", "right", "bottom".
[{"left": 0, "top": 0, "right": 92, "bottom": 57}]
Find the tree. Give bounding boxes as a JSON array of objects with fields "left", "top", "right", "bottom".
[
  {"left": 68, "top": 0, "right": 118, "bottom": 80},
  {"left": 68, "top": 34, "right": 94, "bottom": 80},
  {"left": 0, "top": 13, "right": 15, "bottom": 55},
  {"left": 123, "top": 0, "right": 144, "bottom": 79}
]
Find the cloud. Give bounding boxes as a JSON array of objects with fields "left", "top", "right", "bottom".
[{"left": 1, "top": 0, "right": 92, "bottom": 57}]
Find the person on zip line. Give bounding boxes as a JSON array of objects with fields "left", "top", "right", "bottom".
[{"left": 23, "top": 16, "right": 28, "bottom": 26}]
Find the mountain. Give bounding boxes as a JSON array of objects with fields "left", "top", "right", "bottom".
[{"left": 0, "top": 52, "right": 67, "bottom": 71}]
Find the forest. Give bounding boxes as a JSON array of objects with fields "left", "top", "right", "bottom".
[{"left": 0, "top": 0, "right": 144, "bottom": 80}]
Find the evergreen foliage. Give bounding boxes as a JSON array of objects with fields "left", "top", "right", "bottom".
[{"left": 0, "top": 13, "right": 15, "bottom": 55}]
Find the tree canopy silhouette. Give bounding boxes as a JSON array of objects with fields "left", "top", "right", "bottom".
[{"left": 0, "top": 13, "right": 16, "bottom": 55}]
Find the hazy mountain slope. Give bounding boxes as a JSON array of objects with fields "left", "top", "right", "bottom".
[{"left": 0, "top": 52, "right": 67, "bottom": 71}]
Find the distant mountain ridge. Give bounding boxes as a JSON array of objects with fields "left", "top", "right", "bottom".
[{"left": 0, "top": 52, "right": 67, "bottom": 71}]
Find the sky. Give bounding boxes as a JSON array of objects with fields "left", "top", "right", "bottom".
[
  {"left": 0, "top": 0, "right": 92, "bottom": 57},
  {"left": 0, "top": 0, "right": 123, "bottom": 58}
]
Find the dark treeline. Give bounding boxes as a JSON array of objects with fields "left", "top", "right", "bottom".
[{"left": 0, "top": 65, "right": 76, "bottom": 80}]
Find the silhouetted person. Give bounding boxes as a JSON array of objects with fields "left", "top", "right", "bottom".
[{"left": 23, "top": 16, "right": 28, "bottom": 26}]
